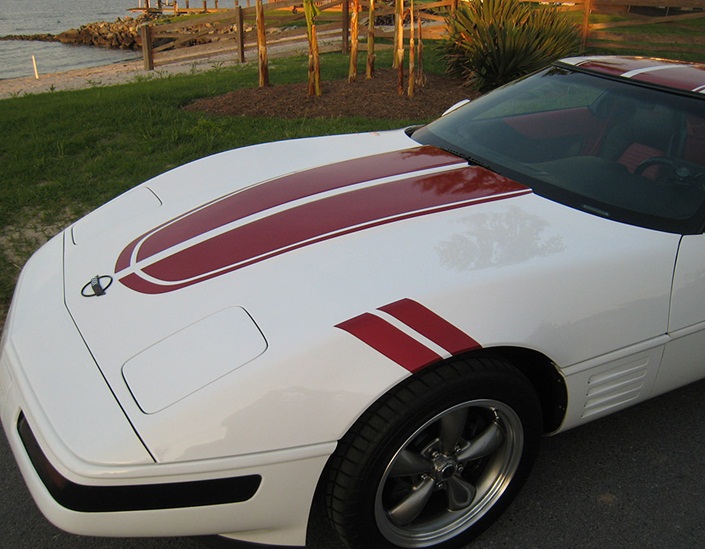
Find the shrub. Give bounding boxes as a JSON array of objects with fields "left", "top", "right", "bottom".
[{"left": 442, "top": 0, "right": 581, "bottom": 91}]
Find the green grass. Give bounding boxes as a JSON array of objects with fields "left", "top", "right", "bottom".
[
  {"left": 0, "top": 49, "right": 435, "bottom": 315},
  {"left": 560, "top": 10, "right": 705, "bottom": 62}
]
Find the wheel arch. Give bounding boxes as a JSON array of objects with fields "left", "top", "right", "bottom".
[{"left": 462, "top": 347, "right": 567, "bottom": 434}]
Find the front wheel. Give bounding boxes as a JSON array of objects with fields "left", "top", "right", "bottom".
[{"left": 325, "top": 356, "right": 542, "bottom": 549}]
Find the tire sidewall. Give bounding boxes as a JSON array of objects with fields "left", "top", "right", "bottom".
[{"left": 328, "top": 358, "right": 542, "bottom": 549}]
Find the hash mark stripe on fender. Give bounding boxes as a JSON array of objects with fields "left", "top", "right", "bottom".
[
  {"left": 337, "top": 301, "right": 482, "bottom": 372},
  {"left": 336, "top": 313, "right": 442, "bottom": 372},
  {"left": 379, "top": 299, "right": 481, "bottom": 355}
]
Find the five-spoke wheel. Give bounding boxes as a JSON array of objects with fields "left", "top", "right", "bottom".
[
  {"left": 326, "top": 356, "right": 542, "bottom": 549},
  {"left": 375, "top": 399, "right": 523, "bottom": 547}
]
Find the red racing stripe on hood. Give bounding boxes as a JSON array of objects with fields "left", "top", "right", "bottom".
[
  {"left": 116, "top": 147, "right": 530, "bottom": 294},
  {"left": 115, "top": 146, "right": 461, "bottom": 272}
]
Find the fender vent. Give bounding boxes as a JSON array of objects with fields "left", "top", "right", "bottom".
[{"left": 582, "top": 357, "right": 649, "bottom": 418}]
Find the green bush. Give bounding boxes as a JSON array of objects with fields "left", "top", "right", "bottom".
[{"left": 442, "top": 0, "right": 581, "bottom": 91}]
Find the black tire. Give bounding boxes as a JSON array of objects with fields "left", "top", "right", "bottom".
[{"left": 325, "top": 355, "right": 542, "bottom": 549}]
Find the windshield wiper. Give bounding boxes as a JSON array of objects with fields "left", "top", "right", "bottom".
[{"left": 442, "top": 146, "right": 499, "bottom": 174}]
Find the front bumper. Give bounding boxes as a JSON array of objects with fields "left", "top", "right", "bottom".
[{"left": 0, "top": 233, "right": 334, "bottom": 546}]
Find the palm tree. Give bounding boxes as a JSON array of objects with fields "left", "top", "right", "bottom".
[
  {"left": 443, "top": 0, "right": 580, "bottom": 91},
  {"left": 304, "top": 0, "right": 322, "bottom": 96}
]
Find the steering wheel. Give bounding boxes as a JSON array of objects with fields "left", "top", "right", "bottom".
[
  {"left": 634, "top": 156, "right": 674, "bottom": 176},
  {"left": 635, "top": 157, "right": 705, "bottom": 187}
]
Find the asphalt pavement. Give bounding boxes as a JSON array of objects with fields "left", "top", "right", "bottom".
[{"left": 2, "top": 378, "right": 704, "bottom": 549}]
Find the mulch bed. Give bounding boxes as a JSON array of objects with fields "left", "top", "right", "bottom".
[{"left": 184, "top": 68, "right": 478, "bottom": 120}]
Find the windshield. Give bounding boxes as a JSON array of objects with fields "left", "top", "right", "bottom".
[{"left": 412, "top": 66, "right": 705, "bottom": 234}]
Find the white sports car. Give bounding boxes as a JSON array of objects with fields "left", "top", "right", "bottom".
[{"left": 2, "top": 56, "right": 705, "bottom": 549}]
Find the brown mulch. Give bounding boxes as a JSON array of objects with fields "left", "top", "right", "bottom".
[{"left": 184, "top": 68, "right": 478, "bottom": 120}]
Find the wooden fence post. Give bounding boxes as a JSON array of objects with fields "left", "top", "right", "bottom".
[
  {"left": 140, "top": 23, "right": 154, "bottom": 71},
  {"left": 581, "top": 0, "right": 592, "bottom": 52},
  {"left": 236, "top": 6, "right": 245, "bottom": 63},
  {"left": 342, "top": 0, "right": 350, "bottom": 54}
]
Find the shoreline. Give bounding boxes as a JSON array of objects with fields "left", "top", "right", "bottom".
[
  {"left": 0, "top": 49, "right": 267, "bottom": 100},
  {"left": 0, "top": 37, "right": 329, "bottom": 100}
]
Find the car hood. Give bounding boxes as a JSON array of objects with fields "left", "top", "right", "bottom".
[
  {"left": 63, "top": 128, "right": 524, "bottom": 404},
  {"left": 62, "top": 129, "right": 679, "bottom": 460}
]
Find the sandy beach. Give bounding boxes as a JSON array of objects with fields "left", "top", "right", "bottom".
[
  {"left": 0, "top": 52, "right": 253, "bottom": 99},
  {"left": 0, "top": 32, "right": 347, "bottom": 100},
  {"left": 0, "top": 32, "right": 330, "bottom": 100}
]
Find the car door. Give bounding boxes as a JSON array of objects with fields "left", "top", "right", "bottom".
[{"left": 657, "top": 234, "right": 705, "bottom": 396}]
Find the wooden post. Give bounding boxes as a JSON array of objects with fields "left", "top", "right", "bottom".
[
  {"left": 140, "top": 24, "right": 154, "bottom": 70},
  {"left": 203, "top": 0, "right": 208, "bottom": 12},
  {"left": 581, "top": 0, "right": 592, "bottom": 52},
  {"left": 342, "top": 0, "right": 350, "bottom": 54},
  {"left": 174, "top": 1, "right": 178, "bottom": 15},
  {"left": 215, "top": 0, "right": 219, "bottom": 9},
  {"left": 366, "top": 0, "right": 375, "bottom": 79},
  {"left": 236, "top": 6, "right": 245, "bottom": 63},
  {"left": 186, "top": 0, "right": 190, "bottom": 8},
  {"left": 256, "top": 0, "right": 269, "bottom": 87}
]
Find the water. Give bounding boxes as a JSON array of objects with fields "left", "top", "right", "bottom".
[{"left": 0, "top": 0, "right": 139, "bottom": 80}]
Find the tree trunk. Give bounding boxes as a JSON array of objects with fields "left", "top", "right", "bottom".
[
  {"left": 348, "top": 0, "right": 359, "bottom": 82},
  {"left": 393, "top": 0, "right": 403, "bottom": 69},
  {"left": 408, "top": 1, "right": 415, "bottom": 97},
  {"left": 308, "top": 24, "right": 322, "bottom": 96},
  {"left": 416, "top": 15, "right": 426, "bottom": 87},
  {"left": 366, "top": 0, "right": 375, "bottom": 79},
  {"left": 256, "top": 0, "right": 269, "bottom": 87}
]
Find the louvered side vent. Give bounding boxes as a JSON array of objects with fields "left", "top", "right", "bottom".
[{"left": 582, "top": 357, "right": 649, "bottom": 418}]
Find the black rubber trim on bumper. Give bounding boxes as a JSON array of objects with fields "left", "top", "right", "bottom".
[{"left": 17, "top": 412, "right": 261, "bottom": 513}]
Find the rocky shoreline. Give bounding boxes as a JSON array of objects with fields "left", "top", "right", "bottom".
[{"left": 0, "top": 15, "right": 155, "bottom": 51}]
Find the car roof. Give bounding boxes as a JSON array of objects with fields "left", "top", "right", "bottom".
[{"left": 559, "top": 56, "right": 705, "bottom": 95}]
